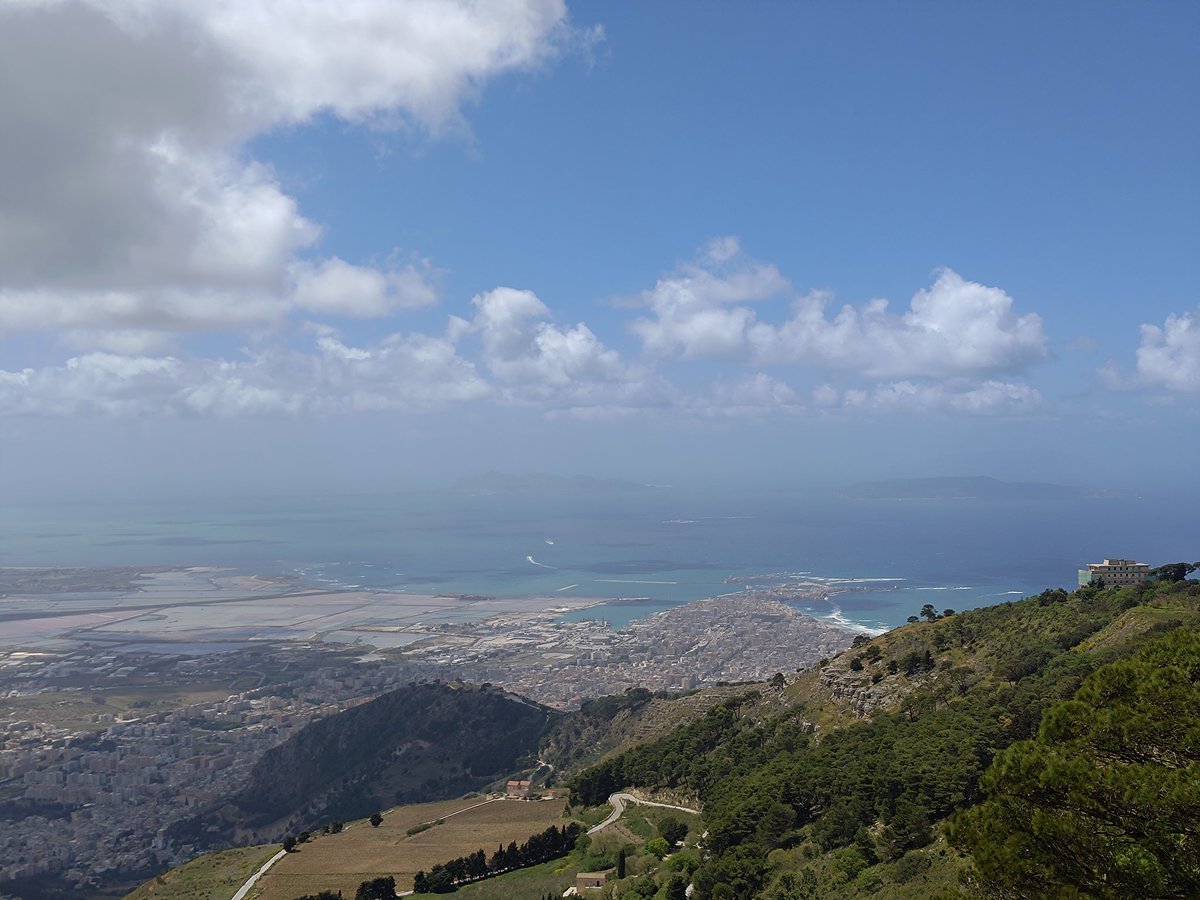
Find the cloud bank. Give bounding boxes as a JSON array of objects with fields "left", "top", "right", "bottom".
[
  {"left": 1, "top": 249, "right": 1056, "bottom": 418},
  {"left": 634, "top": 239, "right": 1048, "bottom": 379},
  {"left": 0, "top": 0, "right": 574, "bottom": 349}
]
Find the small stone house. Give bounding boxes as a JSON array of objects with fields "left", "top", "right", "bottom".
[
  {"left": 576, "top": 871, "right": 608, "bottom": 890},
  {"left": 505, "top": 779, "right": 531, "bottom": 799}
]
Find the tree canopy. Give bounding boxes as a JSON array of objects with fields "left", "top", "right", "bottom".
[
  {"left": 953, "top": 626, "right": 1200, "bottom": 898},
  {"left": 570, "top": 578, "right": 1200, "bottom": 898}
]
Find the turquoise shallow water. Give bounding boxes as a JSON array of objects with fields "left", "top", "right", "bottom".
[{"left": 2, "top": 487, "right": 1193, "bottom": 632}]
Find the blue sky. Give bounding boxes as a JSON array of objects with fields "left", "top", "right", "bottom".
[{"left": 1, "top": 1, "right": 1197, "bottom": 498}]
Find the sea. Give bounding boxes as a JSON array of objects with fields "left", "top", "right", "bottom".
[{"left": 2, "top": 485, "right": 1194, "bottom": 635}]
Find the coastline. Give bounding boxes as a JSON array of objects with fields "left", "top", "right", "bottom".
[{"left": 0, "top": 564, "right": 885, "bottom": 656}]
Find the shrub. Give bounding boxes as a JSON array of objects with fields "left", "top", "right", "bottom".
[{"left": 646, "top": 836, "right": 670, "bottom": 858}]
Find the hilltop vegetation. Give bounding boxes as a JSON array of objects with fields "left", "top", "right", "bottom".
[
  {"left": 569, "top": 576, "right": 1200, "bottom": 898},
  {"left": 953, "top": 625, "right": 1200, "bottom": 898}
]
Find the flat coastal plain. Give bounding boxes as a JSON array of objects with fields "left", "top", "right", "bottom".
[{"left": 0, "top": 567, "right": 606, "bottom": 654}]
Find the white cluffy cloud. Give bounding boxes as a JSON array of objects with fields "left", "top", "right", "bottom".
[
  {"left": 469, "top": 287, "right": 628, "bottom": 389},
  {"left": 0, "top": 329, "right": 491, "bottom": 417},
  {"left": 752, "top": 269, "right": 1048, "bottom": 378},
  {"left": 0, "top": 1, "right": 576, "bottom": 345},
  {"left": 815, "top": 380, "right": 1042, "bottom": 415},
  {"left": 195, "top": 0, "right": 578, "bottom": 129},
  {"left": 460, "top": 287, "right": 665, "bottom": 416},
  {"left": 634, "top": 241, "right": 1048, "bottom": 380},
  {"left": 291, "top": 258, "right": 440, "bottom": 317},
  {"left": 631, "top": 238, "right": 791, "bottom": 359},
  {"left": 1136, "top": 310, "right": 1200, "bottom": 392},
  {"left": 692, "top": 373, "right": 803, "bottom": 418}
]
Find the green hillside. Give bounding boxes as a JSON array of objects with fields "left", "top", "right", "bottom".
[
  {"left": 568, "top": 576, "right": 1200, "bottom": 899},
  {"left": 123, "top": 844, "right": 277, "bottom": 900}
]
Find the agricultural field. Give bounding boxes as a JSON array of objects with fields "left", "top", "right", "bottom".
[
  {"left": 124, "top": 844, "right": 277, "bottom": 900},
  {"left": 251, "top": 796, "right": 576, "bottom": 900}
]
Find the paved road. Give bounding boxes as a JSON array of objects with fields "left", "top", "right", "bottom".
[
  {"left": 587, "top": 792, "right": 701, "bottom": 835},
  {"left": 230, "top": 848, "right": 286, "bottom": 900}
]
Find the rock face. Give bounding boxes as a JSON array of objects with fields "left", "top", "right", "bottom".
[
  {"left": 818, "top": 669, "right": 910, "bottom": 718},
  {"left": 541, "top": 684, "right": 768, "bottom": 770}
]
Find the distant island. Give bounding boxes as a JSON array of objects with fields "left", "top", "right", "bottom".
[
  {"left": 450, "top": 471, "right": 657, "bottom": 494},
  {"left": 845, "top": 475, "right": 1088, "bottom": 501}
]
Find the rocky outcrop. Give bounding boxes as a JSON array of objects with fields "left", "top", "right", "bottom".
[{"left": 818, "top": 668, "right": 912, "bottom": 718}]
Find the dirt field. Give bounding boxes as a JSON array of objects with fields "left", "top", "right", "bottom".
[{"left": 252, "top": 796, "right": 574, "bottom": 900}]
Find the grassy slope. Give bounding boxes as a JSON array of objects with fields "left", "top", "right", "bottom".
[
  {"left": 448, "top": 857, "right": 579, "bottom": 900},
  {"left": 123, "top": 845, "right": 277, "bottom": 900}
]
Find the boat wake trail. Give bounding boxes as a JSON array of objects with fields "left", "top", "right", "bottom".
[{"left": 527, "top": 555, "right": 557, "bottom": 569}]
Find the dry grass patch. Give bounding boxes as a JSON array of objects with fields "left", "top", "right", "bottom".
[
  {"left": 253, "top": 797, "right": 573, "bottom": 900},
  {"left": 124, "top": 844, "right": 277, "bottom": 900}
]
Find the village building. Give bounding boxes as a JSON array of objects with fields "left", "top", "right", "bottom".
[
  {"left": 505, "top": 779, "right": 531, "bottom": 799},
  {"left": 575, "top": 871, "right": 609, "bottom": 890}
]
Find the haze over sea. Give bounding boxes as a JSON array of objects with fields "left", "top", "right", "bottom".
[{"left": 4, "top": 483, "right": 1194, "bottom": 635}]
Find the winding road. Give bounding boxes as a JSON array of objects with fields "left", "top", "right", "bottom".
[
  {"left": 587, "top": 792, "right": 701, "bottom": 835},
  {"left": 229, "top": 848, "right": 286, "bottom": 900}
]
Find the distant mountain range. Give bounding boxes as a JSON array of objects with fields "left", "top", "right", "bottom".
[
  {"left": 451, "top": 471, "right": 656, "bottom": 493},
  {"left": 845, "top": 475, "right": 1088, "bottom": 500}
]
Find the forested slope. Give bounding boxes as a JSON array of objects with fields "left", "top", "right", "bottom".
[{"left": 570, "top": 577, "right": 1200, "bottom": 899}]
